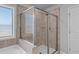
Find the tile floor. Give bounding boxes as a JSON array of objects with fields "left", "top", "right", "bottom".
[{"left": 0, "top": 44, "right": 27, "bottom": 54}]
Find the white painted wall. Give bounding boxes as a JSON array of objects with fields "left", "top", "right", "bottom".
[{"left": 46, "top": 4, "right": 78, "bottom": 53}]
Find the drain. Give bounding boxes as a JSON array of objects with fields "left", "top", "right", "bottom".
[{"left": 39, "top": 52, "right": 42, "bottom": 54}]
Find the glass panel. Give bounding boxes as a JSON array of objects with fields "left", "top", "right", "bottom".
[
  {"left": 33, "top": 9, "right": 48, "bottom": 54},
  {"left": 0, "top": 6, "right": 13, "bottom": 37},
  {"left": 48, "top": 15, "right": 57, "bottom": 54},
  {"left": 21, "top": 8, "right": 34, "bottom": 44},
  {"left": 25, "top": 14, "right": 33, "bottom": 33}
]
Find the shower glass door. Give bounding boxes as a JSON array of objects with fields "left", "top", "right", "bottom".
[
  {"left": 33, "top": 8, "right": 48, "bottom": 54},
  {"left": 48, "top": 14, "right": 57, "bottom": 54}
]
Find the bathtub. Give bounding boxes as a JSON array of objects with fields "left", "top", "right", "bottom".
[
  {"left": 18, "top": 39, "right": 58, "bottom": 54},
  {"left": 18, "top": 39, "right": 35, "bottom": 54}
]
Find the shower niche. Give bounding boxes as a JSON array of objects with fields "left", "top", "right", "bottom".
[{"left": 20, "top": 7, "right": 58, "bottom": 54}]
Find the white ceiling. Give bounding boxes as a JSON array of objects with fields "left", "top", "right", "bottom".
[
  {"left": 30, "top": 4, "right": 54, "bottom": 10},
  {"left": 20, "top": 4, "right": 55, "bottom": 10}
]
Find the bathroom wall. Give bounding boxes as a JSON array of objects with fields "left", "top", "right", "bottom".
[{"left": 46, "top": 4, "right": 78, "bottom": 53}]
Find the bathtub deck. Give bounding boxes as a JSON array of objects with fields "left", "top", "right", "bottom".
[{"left": 0, "top": 44, "right": 27, "bottom": 54}]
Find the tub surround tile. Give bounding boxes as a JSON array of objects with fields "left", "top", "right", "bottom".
[
  {"left": 0, "top": 38, "right": 16, "bottom": 48},
  {"left": 7, "top": 38, "right": 16, "bottom": 46}
]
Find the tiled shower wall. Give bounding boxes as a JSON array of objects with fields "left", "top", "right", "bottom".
[
  {"left": 0, "top": 38, "right": 16, "bottom": 48},
  {"left": 34, "top": 9, "right": 48, "bottom": 46}
]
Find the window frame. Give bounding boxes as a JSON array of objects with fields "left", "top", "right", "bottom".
[{"left": 0, "top": 5, "right": 15, "bottom": 38}]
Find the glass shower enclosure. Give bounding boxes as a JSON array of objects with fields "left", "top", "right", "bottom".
[{"left": 20, "top": 6, "right": 58, "bottom": 54}]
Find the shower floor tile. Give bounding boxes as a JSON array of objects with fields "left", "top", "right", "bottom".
[{"left": 0, "top": 44, "right": 27, "bottom": 54}]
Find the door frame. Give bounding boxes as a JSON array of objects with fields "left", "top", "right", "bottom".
[{"left": 68, "top": 5, "right": 79, "bottom": 53}]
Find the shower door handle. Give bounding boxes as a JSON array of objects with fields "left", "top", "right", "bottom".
[
  {"left": 49, "top": 27, "right": 51, "bottom": 31},
  {"left": 49, "top": 27, "right": 53, "bottom": 32}
]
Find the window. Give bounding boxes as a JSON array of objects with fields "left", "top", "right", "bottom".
[{"left": 0, "top": 6, "right": 13, "bottom": 37}]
